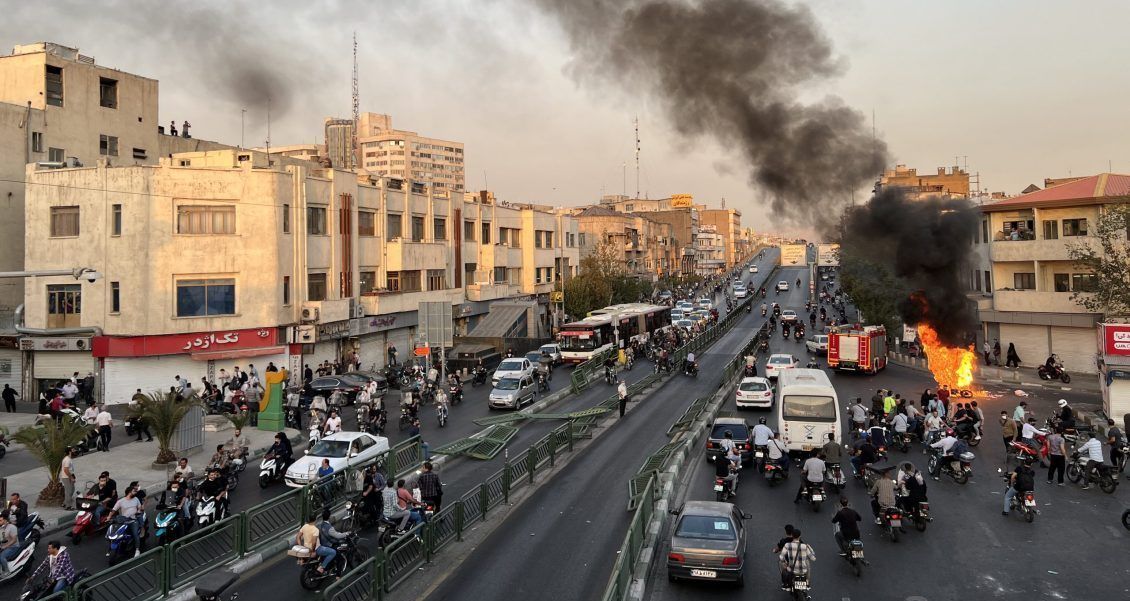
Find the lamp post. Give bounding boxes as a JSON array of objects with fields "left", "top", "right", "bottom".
[{"left": 0, "top": 267, "right": 102, "bottom": 281}]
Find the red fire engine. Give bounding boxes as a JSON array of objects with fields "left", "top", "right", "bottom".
[{"left": 827, "top": 324, "right": 888, "bottom": 374}]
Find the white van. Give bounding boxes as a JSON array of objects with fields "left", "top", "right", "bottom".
[{"left": 775, "top": 368, "right": 840, "bottom": 453}]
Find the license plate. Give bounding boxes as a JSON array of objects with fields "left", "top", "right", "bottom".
[
  {"left": 755, "top": 451, "right": 764, "bottom": 458},
  {"left": 811, "top": 494, "right": 823, "bottom": 501},
  {"left": 851, "top": 551, "right": 863, "bottom": 558},
  {"left": 713, "top": 484, "right": 724, "bottom": 492},
  {"left": 690, "top": 569, "right": 717, "bottom": 578},
  {"left": 1024, "top": 499, "right": 1036, "bottom": 506},
  {"left": 802, "top": 445, "right": 813, "bottom": 451},
  {"left": 793, "top": 580, "right": 809, "bottom": 590},
  {"left": 889, "top": 519, "right": 901, "bottom": 527}
]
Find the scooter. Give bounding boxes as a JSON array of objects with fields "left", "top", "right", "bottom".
[
  {"left": 307, "top": 421, "right": 322, "bottom": 449},
  {"left": 195, "top": 495, "right": 225, "bottom": 528},
  {"left": 106, "top": 514, "right": 147, "bottom": 566},
  {"left": 0, "top": 531, "right": 38, "bottom": 585},
  {"left": 70, "top": 496, "right": 113, "bottom": 544},
  {"left": 436, "top": 401, "right": 449, "bottom": 428},
  {"left": 153, "top": 496, "right": 186, "bottom": 546},
  {"left": 763, "top": 459, "right": 788, "bottom": 487},
  {"left": 259, "top": 452, "right": 286, "bottom": 488}
]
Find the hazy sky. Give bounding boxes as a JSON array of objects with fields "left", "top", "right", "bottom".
[{"left": 5, "top": 1, "right": 1129, "bottom": 234}]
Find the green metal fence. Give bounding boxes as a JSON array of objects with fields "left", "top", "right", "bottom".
[
  {"left": 167, "top": 516, "right": 242, "bottom": 589},
  {"left": 74, "top": 547, "right": 166, "bottom": 601},
  {"left": 322, "top": 557, "right": 385, "bottom": 601}
]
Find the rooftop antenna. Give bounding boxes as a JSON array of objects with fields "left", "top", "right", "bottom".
[
  {"left": 265, "top": 97, "right": 272, "bottom": 165},
  {"left": 352, "top": 32, "right": 360, "bottom": 171},
  {"left": 634, "top": 116, "right": 640, "bottom": 199}
]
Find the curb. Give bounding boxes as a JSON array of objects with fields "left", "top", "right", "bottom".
[
  {"left": 164, "top": 538, "right": 288, "bottom": 601},
  {"left": 885, "top": 354, "right": 1098, "bottom": 393}
]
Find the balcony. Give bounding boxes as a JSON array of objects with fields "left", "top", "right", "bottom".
[
  {"left": 990, "top": 236, "right": 1098, "bottom": 262},
  {"left": 385, "top": 239, "right": 448, "bottom": 272},
  {"left": 992, "top": 289, "right": 1092, "bottom": 314},
  {"left": 359, "top": 288, "right": 464, "bottom": 315},
  {"left": 466, "top": 282, "right": 519, "bottom": 302}
]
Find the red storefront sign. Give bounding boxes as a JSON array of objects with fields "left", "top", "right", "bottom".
[
  {"left": 1102, "top": 324, "right": 1130, "bottom": 356},
  {"left": 93, "top": 328, "right": 278, "bottom": 358}
]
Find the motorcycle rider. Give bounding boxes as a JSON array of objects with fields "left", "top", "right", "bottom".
[
  {"left": 381, "top": 480, "right": 412, "bottom": 533},
  {"left": 821, "top": 433, "right": 843, "bottom": 468},
  {"left": 761, "top": 303, "right": 767, "bottom": 316},
  {"left": 849, "top": 434, "right": 878, "bottom": 477},
  {"left": 1106, "top": 419, "right": 1126, "bottom": 476},
  {"left": 928, "top": 429, "right": 960, "bottom": 480},
  {"left": 226, "top": 428, "right": 250, "bottom": 465},
  {"left": 603, "top": 354, "right": 617, "bottom": 382},
  {"left": 685, "top": 351, "right": 697, "bottom": 375},
  {"left": 198, "top": 468, "right": 230, "bottom": 518},
  {"left": 1044, "top": 353, "right": 1061, "bottom": 376},
  {"left": 1076, "top": 432, "right": 1105, "bottom": 489},
  {"left": 107, "top": 484, "right": 145, "bottom": 557},
  {"left": 831, "top": 497, "right": 862, "bottom": 556},
  {"left": 794, "top": 453, "right": 826, "bottom": 503},
  {"left": 1002, "top": 460, "right": 1036, "bottom": 516},
  {"left": 1020, "top": 417, "right": 1046, "bottom": 448},
  {"left": 868, "top": 468, "right": 898, "bottom": 525},
  {"left": 0, "top": 514, "right": 18, "bottom": 563},
  {"left": 896, "top": 462, "right": 928, "bottom": 514},
  {"left": 317, "top": 508, "right": 352, "bottom": 562},
  {"left": 714, "top": 453, "right": 738, "bottom": 497},
  {"left": 848, "top": 398, "right": 868, "bottom": 433},
  {"left": 296, "top": 514, "right": 334, "bottom": 575},
  {"left": 767, "top": 432, "right": 790, "bottom": 471},
  {"left": 88, "top": 473, "right": 118, "bottom": 528},
  {"left": 777, "top": 528, "right": 816, "bottom": 592},
  {"left": 752, "top": 417, "right": 773, "bottom": 455},
  {"left": 268, "top": 433, "right": 294, "bottom": 471},
  {"left": 924, "top": 409, "right": 945, "bottom": 445},
  {"left": 1056, "top": 399, "right": 1077, "bottom": 431},
  {"left": 28, "top": 541, "right": 76, "bottom": 594}
]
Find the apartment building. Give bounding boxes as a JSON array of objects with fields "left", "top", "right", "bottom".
[
  {"left": 695, "top": 225, "right": 725, "bottom": 275},
  {"left": 356, "top": 112, "right": 464, "bottom": 195},
  {"left": 22, "top": 149, "right": 578, "bottom": 402},
  {"left": 875, "top": 164, "right": 970, "bottom": 199},
  {"left": 573, "top": 206, "right": 677, "bottom": 278},
  {"left": 976, "top": 173, "right": 1130, "bottom": 374},
  {"left": 700, "top": 208, "right": 743, "bottom": 267},
  {"left": 599, "top": 194, "right": 700, "bottom": 275}
]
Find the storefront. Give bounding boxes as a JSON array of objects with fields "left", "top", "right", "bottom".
[
  {"left": 22, "top": 337, "right": 98, "bottom": 402},
  {"left": 93, "top": 327, "right": 287, "bottom": 404},
  {"left": 0, "top": 338, "right": 21, "bottom": 397},
  {"left": 352, "top": 312, "right": 418, "bottom": 370},
  {"left": 1098, "top": 323, "right": 1130, "bottom": 421}
]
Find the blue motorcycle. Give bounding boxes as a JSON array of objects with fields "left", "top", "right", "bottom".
[{"left": 106, "top": 513, "right": 147, "bottom": 566}]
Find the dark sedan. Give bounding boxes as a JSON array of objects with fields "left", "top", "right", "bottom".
[
  {"left": 343, "top": 371, "right": 389, "bottom": 399},
  {"left": 667, "top": 501, "right": 750, "bottom": 586},
  {"left": 304, "top": 375, "right": 369, "bottom": 405}
]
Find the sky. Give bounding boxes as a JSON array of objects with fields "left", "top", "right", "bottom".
[{"left": 4, "top": 0, "right": 1129, "bottom": 236}]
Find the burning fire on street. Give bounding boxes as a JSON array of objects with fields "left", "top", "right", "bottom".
[{"left": 917, "top": 323, "right": 978, "bottom": 394}]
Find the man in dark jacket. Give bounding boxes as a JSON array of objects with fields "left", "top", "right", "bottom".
[{"left": 416, "top": 462, "right": 443, "bottom": 511}]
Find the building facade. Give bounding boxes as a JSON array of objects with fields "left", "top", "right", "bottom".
[
  {"left": 573, "top": 206, "right": 677, "bottom": 278},
  {"left": 22, "top": 149, "right": 578, "bottom": 403},
  {"left": 700, "top": 208, "right": 743, "bottom": 267},
  {"left": 357, "top": 112, "right": 464, "bottom": 195},
  {"left": 875, "top": 164, "right": 970, "bottom": 199}
]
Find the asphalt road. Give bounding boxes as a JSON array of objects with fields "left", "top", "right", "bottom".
[{"left": 419, "top": 253, "right": 792, "bottom": 601}]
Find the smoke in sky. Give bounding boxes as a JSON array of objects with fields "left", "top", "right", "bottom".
[{"left": 530, "top": 0, "right": 888, "bottom": 231}]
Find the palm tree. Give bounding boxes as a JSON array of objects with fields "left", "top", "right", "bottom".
[
  {"left": 130, "top": 391, "right": 205, "bottom": 464},
  {"left": 11, "top": 419, "right": 91, "bottom": 505},
  {"left": 225, "top": 410, "right": 250, "bottom": 431}
]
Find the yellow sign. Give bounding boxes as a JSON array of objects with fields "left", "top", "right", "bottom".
[
  {"left": 779, "top": 244, "right": 806, "bottom": 266},
  {"left": 550, "top": 291, "right": 564, "bottom": 303},
  {"left": 670, "top": 194, "right": 694, "bottom": 208}
]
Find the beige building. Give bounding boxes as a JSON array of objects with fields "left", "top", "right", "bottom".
[
  {"left": 357, "top": 112, "right": 464, "bottom": 195},
  {"left": 22, "top": 149, "right": 578, "bottom": 402},
  {"left": 600, "top": 194, "right": 702, "bottom": 275},
  {"left": 976, "top": 173, "right": 1130, "bottom": 374},
  {"left": 700, "top": 208, "right": 744, "bottom": 267},
  {"left": 695, "top": 225, "right": 725, "bottom": 275},
  {"left": 573, "top": 206, "right": 677, "bottom": 278},
  {"left": 876, "top": 164, "right": 970, "bottom": 199}
]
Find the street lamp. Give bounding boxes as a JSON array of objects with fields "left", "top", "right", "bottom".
[{"left": 0, "top": 267, "right": 103, "bottom": 282}]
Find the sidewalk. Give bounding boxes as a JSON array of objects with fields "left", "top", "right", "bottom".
[
  {"left": 887, "top": 352, "right": 1101, "bottom": 393},
  {"left": 2, "top": 415, "right": 298, "bottom": 533}
]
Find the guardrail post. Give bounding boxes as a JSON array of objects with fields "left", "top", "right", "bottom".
[
  {"left": 479, "top": 482, "right": 488, "bottom": 517},
  {"left": 548, "top": 430, "right": 557, "bottom": 467},
  {"left": 386, "top": 448, "right": 398, "bottom": 479},
  {"left": 527, "top": 448, "right": 536, "bottom": 484},
  {"left": 502, "top": 461, "right": 512, "bottom": 503},
  {"left": 567, "top": 420, "right": 574, "bottom": 451},
  {"left": 455, "top": 500, "right": 465, "bottom": 542},
  {"left": 424, "top": 520, "right": 435, "bottom": 563}
]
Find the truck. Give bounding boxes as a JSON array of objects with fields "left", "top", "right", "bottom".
[{"left": 827, "top": 324, "right": 887, "bottom": 374}]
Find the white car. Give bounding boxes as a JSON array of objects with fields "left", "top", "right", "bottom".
[
  {"left": 780, "top": 310, "right": 797, "bottom": 322},
  {"left": 697, "top": 298, "right": 713, "bottom": 310},
  {"left": 736, "top": 376, "right": 773, "bottom": 409},
  {"left": 676, "top": 300, "right": 695, "bottom": 311},
  {"left": 764, "top": 354, "right": 799, "bottom": 380},
  {"left": 670, "top": 310, "right": 684, "bottom": 321},
  {"left": 749, "top": 265, "right": 759, "bottom": 274},
  {"left": 493, "top": 358, "right": 535, "bottom": 386},
  {"left": 806, "top": 334, "right": 829, "bottom": 355},
  {"left": 539, "top": 343, "right": 563, "bottom": 365},
  {"left": 734, "top": 286, "right": 749, "bottom": 299},
  {"left": 776, "top": 280, "right": 789, "bottom": 292},
  {"left": 674, "top": 319, "right": 696, "bottom": 331},
  {"left": 284, "top": 432, "right": 389, "bottom": 488}
]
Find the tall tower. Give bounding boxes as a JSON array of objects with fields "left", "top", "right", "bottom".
[
  {"left": 351, "top": 32, "right": 360, "bottom": 171},
  {"left": 634, "top": 116, "right": 640, "bottom": 199}
]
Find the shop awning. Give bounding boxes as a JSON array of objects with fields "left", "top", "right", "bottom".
[{"left": 190, "top": 346, "right": 287, "bottom": 362}]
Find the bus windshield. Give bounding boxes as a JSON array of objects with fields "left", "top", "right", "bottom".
[
  {"left": 782, "top": 395, "right": 837, "bottom": 422},
  {"left": 560, "top": 333, "right": 598, "bottom": 350}
]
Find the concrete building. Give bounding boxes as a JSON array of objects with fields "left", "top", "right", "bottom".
[
  {"left": 357, "top": 112, "right": 464, "bottom": 195},
  {"left": 21, "top": 149, "right": 578, "bottom": 403},
  {"left": 976, "top": 173, "right": 1130, "bottom": 374},
  {"left": 875, "top": 164, "right": 970, "bottom": 199},
  {"left": 572, "top": 206, "right": 676, "bottom": 278},
  {"left": 600, "top": 194, "right": 701, "bottom": 275},
  {"left": 700, "top": 208, "right": 744, "bottom": 267},
  {"left": 695, "top": 225, "right": 725, "bottom": 275}
]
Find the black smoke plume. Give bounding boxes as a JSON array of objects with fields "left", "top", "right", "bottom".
[
  {"left": 841, "top": 188, "right": 980, "bottom": 346},
  {"left": 530, "top": 0, "right": 888, "bottom": 230}
]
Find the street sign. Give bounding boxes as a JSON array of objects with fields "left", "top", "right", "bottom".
[
  {"left": 414, "top": 346, "right": 431, "bottom": 357},
  {"left": 550, "top": 291, "right": 564, "bottom": 303},
  {"left": 418, "top": 301, "right": 454, "bottom": 348}
]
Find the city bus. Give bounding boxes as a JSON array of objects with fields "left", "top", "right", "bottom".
[
  {"left": 775, "top": 368, "right": 841, "bottom": 453},
  {"left": 558, "top": 303, "right": 672, "bottom": 364}
]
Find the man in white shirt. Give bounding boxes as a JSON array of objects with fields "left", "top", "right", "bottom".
[
  {"left": 82, "top": 404, "right": 99, "bottom": 424},
  {"left": 1020, "top": 418, "right": 1046, "bottom": 446},
  {"left": 924, "top": 410, "right": 944, "bottom": 444},
  {"left": 61, "top": 381, "right": 79, "bottom": 403},
  {"left": 794, "top": 453, "right": 826, "bottom": 503},
  {"left": 848, "top": 399, "right": 868, "bottom": 431},
  {"left": 767, "top": 433, "right": 790, "bottom": 470},
  {"left": 94, "top": 405, "right": 113, "bottom": 450},
  {"left": 1076, "top": 432, "right": 1105, "bottom": 489},
  {"left": 891, "top": 412, "right": 909, "bottom": 436},
  {"left": 323, "top": 410, "right": 343, "bottom": 435},
  {"left": 928, "top": 430, "right": 959, "bottom": 479},
  {"left": 752, "top": 417, "right": 774, "bottom": 447}
]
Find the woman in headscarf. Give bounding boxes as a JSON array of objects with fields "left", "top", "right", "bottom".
[{"left": 1006, "top": 343, "right": 1021, "bottom": 368}]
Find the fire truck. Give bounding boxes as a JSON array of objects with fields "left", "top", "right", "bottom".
[{"left": 827, "top": 324, "right": 888, "bottom": 374}]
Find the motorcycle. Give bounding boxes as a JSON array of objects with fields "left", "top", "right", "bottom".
[
  {"left": 1008, "top": 437, "right": 1048, "bottom": 467},
  {"left": 604, "top": 366, "right": 616, "bottom": 385},
  {"left": 794, "top": 328, "right": 804, "bottom": 341},
  {"left": 714, "top": 476, "right": 736, "bottom": 502},
  {"left": 1066, "top": 452, "right": 1119, "bottom": 493},
  {"left": 954, "top": 422, "right": 981, "bottom": 447},
  {"left": 436, "top": 401, "right": 449, "bottom": 428},
  {"left": 763, "top": 459, "right": 788, "bottom": 487},
  {"left": 761, "top": 308, "right": 767, "bottom": 317},
  {"left": 1001, "top": 472, "right": 1038, "bottom": 523},
  {"left": 19, "top": 569, "right": 91, "bottom": 601},
  {"left": 786, "top": 573, "right": 811, "bottom": 600},
  {"left": 153, "top": 497, "right": 186, "bottom": 546},
  {"left": 746, "top": 303, "right": 752, "bottom": 314},
  {"left": 342, "top": 495, "right": 382, "bottom": 532},
  {"left": 1037, "top": 362, "right": 1071, "bottom": 383},
  {"left": 295, "top": 532, "right": 369, "bottom": 591},
  {"left": 902, "top": 498, "right": 931, "bottom": 531},
  {"left": 744, "top": 364, "right": 757, "bottom": 378},
  {"left": 398, "top": 406, "right": 413, "bottom": 432},
  {"left": 928, "top": 449, "right": 974, "bottom": 485},
  {"left": 307, "top": 422, "right": 322, "bottom": 449},
  {"left": 536, "top": 371, "right": 550, "bottom": 392},
  {"left": 625, "top": 354, "right": 634, "bottom": 371},
  {"left": 471, "top": 368, "right": 488, "bottom": 387},
  {"left": 799, "top": 481, "right": 825, "bottom": 512},
  {"left": 106, "top": 514, "right": 148, "bottom": 566},
  {"left": 70, "top": 496, "right": 113, "bottom": 544},
  {"left": 877, "top": 506, "right": 903, "bottom": 543},
  {"left": 683, "top": 361, "right": 698, "bottom": 378},
  {"left": 825, "top": 463, "right": 847, "bottom": 492},
  {"left": 758, "top": 339, "right": 769, "bottom": 353},
  {"left": 449, "top": 383, "right": 463, "bottom": 405},
  {"left": 195, "top": 495, "right": 225, "bottom": 528},
  {"left": 259, "top": 452, "right": 286, "bottom": 488},
  {"left": 840, "top": 538, "right": 866, "bottom": 578},
  {"left": 356, "top": 403, "right": 371, "bottom": 433},
  {"left": 0, "top": 529, "right": 39, "bottom": 586}
]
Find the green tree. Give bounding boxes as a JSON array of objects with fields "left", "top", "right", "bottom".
[
  {"left": 838, "top": 253, "right": 903, "bottom": 334},
  {"left": 129, "top": 391, "right": 206, "bottom": 464},
  {"left": 225, "top": 410, "right": 251, "bottom": 431},
  {"left": 11, "top": 419, "right": 91, "bottom": 504},
  {"left": 1067, "top": 203, "right": 1130, "bottom": 315}
]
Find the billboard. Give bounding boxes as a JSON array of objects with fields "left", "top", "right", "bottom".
[
  {"left": 670, "top": 194, "right": 694, "bottom": 208},
  {"left": 779, "top": 244, "right": 807, "bottom": 266},
  {"left": 817, "top": 243, "right": 840, "bottom": 267},
  {"left": 1101, "top": 323, "right": 1130, "bottom": 356}
]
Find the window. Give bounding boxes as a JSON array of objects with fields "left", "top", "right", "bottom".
[
  {"left": 99, "top": 135, "right": 118, "bottom": 156},
  {"left": 387, "top": 270, "right": 420, "bottom": 292},
  {"left": 360, "top": 270, "right": 377, "bottom": 293},
  {"left": 433, "top": 217, "right": 446, "bottom": 240},
  {"left": 50, "top": 206, "right": 79, "bottom": 237},
  {"left": 282, "top": 276, "right": 291, "bottom": 306},
  {"left": 386, "top": 271, "right": 400, "bottom": 292},
  {"left": 282, "top": 204, "right": 290, "bottom": 234},
  {"left": 132, "top": 148, "right": 147, "bottom": 160},
  {"left": 464, "top": 220, "right": 475, "bottom": 241},
  {"left": 358, "top": 211, "right": 375, "bottom": 236},
  {"left": 972, "top": 269, "right": 982, "bottom": 292},
  {"left": 177, "top": 205, "right": 235, "bottom": 234},
  {"left": 411, "top": 216, "right": 425, "bottom": 241},
  {"left": 493, "top": 267, "right": 506, "bottom": 283},
  {"left": 48, "top": 147, "right": 64, "bottom": 163},
  {"left": 1062, "top": 218, "right": 1088, "bottom": 236},
  {"left": 1071, "top": 273, "right": 1097, "bottom": 292},
  {"left": 176, "top": 279, "right": 235, "bottom": 317},
  {"left": 47, "top": 284, "right": 81, "bottom": 328},
  {"left": 465, "top": 262, "right": 477, "bottom": 283},
  {"left": 984, "top": 270, "right": 991, "bottom": 291},
  {"left": 1042, "top": 220, "right": 1059, "bottom": 240},
  {"left": 32, "top": 132, "right": 43, "bottom": 153},
  {"left": 481, "top": 222, "right": 491, "bottom": 244},
  {"left": 110, "top": 281, "right": 120, "bottom": 313},
  {"left": 535, "top": 268, "right": 544, "bottom": 284},
  {"left": 508, "top": 268, "right": 522, "bottom": 285},
  {"left": 981, "top": 220, "right": 988, "bottom": 244},
  {"left": 387, "top": 213, "right": 402, "bottom": 239},
  {"left": 45, "top": 65, "right": 63, "bottom": 107},
  {"left": 535, "top": 230, "right": 544, "bottom": 248},
  {"left": 1053, "top": 273, "right": 1070, "bottom": 292},
  {"left": 99, "top": 77, "right": 117, "bottom": 109},
  {"left": 307, "top": 207, "right": 327, "bottom": 235},
  {"left": 307, "top": 273, "right": 327, "bottom": 301},
  {"left": 1013, "top": 272, "right": 1035, "bottom": 290},
  {"left": 427, "top": 269, "right": 447, "bottom": 291},
  {"left": 111, "top": 204, "right": 121, "bottom": 236},
  {"left": 579, "top": 233, "right": 587, "bottom": 246}
]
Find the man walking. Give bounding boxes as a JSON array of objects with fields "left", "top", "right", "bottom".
[
  {"left": 617, "top": 378, "right": 628, "bottom": 417},
  {"left": 416, "top": 462, "right": 443, "bottom": 511},
  {"left": 1000, "top": 411, "right": 1018, "bottom": 458},
  {"left": 1046, "top": 427, "right": 1067, "bottom": 485},
  {"left": 2, "top": 384, "right": 17, "bottom": 412},
  {"left": 95, "top": 404, "right": 113, "bottom": 451},
  {"left": 61, "top": 446, "right": 77, "bottom": 510}
]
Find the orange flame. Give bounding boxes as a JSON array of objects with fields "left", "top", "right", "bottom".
[{"left": 917, "top": 324, "right": 976, "bottom": 390}]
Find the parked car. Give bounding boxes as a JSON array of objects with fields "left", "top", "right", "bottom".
[
  {"left": 538, "top": 343, "right": 563, "bottom": 365},
  {"left": 776, "top": 280, "right": 789, "bottom": 292},
  {"left": 305, "top": 375, "right": 369, "bottom": 405},
  {"left": 488, "top": 376, "right": 537, "bottom": 409},
  {"left": 343, "top": 371, "right": 389, "bottom": 398},
  {"left": 284, "top": 432, "right": 389, "bottom": 487},
  {"left": 735, "top": 376, "right": 773, "bottom": 409},
  {"left": 492, "top": 357, "right": 535, "bottom": 386},
  {"left": 705, "top": 417, "right": 753, "bottom": 463},
  {"left": 666, "top": 501, "right": 751, "bottom": 586},
  {"left": 764, "top": 354, "right": 799, "bottom": 380},
  {"left": 805, "top": 334, "right": 829, "bottom": 355}
]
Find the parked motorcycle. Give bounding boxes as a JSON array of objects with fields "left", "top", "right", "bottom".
[
  {"left": 1066, "top": 452, "right": 1119, "bottom": 493},
  {"left": 1037, "top": 362, "right": 1071, "bottom": 383},
  {"left": 928, "top": 449, "right": 974, "bottom": 485}
]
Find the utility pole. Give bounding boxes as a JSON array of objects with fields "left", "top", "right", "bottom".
[
  {"left": 265, "top": 97, "right": 272, "bottom": 164},
  {"left": 240, "top": 108, "right": 246, "bottom": 149},
  {"left": 634, "top": 116, "right": 640, "bottom": 199},
  {"left": 352, "top": 32, "right": 361, "bottom": 171}
]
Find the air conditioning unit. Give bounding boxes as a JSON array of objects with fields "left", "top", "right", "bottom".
[
  {"left": 300, "top": 304, "right": 320, "bottom": 323},
  {"left": 352, "top": 301, "right": 365, "bottom": 318}
]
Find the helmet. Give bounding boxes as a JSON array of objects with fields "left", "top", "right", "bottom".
[
  {"left": 758, "top": 417, "right": 767, "bottom": 425},
  {"left": 724, "top": 430, "right": 733, "bottom": 439},
  {"left": 1057, "top": 399, "right": 1068, "bottom": 408},
  {"left": 945, "top": 428, "right": 955, "bottom": 437}
]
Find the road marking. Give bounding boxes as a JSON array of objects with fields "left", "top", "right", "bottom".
[{"left": 977, "top": 521, "right": 1002, "bottom": 548}]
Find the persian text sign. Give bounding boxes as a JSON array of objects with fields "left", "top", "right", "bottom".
[
  {"left": 1102, "top": 324, "right": 1130, "bottom": 356},
  {"left": 93, "top": 328, "right": 277, "bottom": 357}
]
